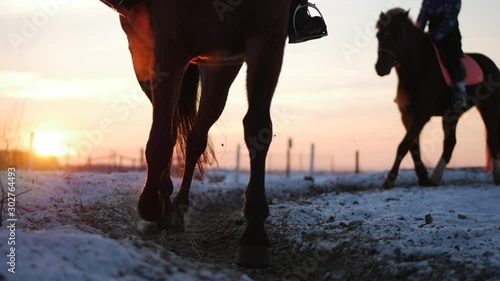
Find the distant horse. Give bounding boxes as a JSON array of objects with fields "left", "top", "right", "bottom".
[
  {"left": 118, "top": 0, "right": 290, "bottom": 267},
  {"left": 375, "top": 8, "right": 500, "bottom": 188}
]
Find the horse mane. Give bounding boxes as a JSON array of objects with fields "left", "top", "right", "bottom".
[
  {"left": 376, "top": 8, "right": 433, "bottom": 50},
  {"left": 376, "top": 8, "right": 415, "bottom": 31}
]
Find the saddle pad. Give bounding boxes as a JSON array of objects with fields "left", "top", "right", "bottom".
[{"left": 433, "top": 45, "right": 484, "bottom": 86}]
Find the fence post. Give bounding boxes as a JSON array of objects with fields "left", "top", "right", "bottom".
[
  {"left": 331, "top": 156, "right": 334, "bottom": 174},
  {"left": 66, "top": 142, "right": 71, "bottom": 169},
  {"left": 286, "top": 138, "right": 292, "bottom": 178},
  {"left": 235, "top": 144, "right": 241, "bottom": 183},
  {"left": 140, "top": 148, "right": 145, "bottom": 169},
  {"left": 268, "top": 153, "right": 273, "bottom": 172},
  {"left": 300, "top": 153, "right": 303, "bottom": 172},
  {"left": 309, "top": 143, "right": 315, "bottom": 178},
  {"left": 355, "top": 150, "right": 360, "bottom": 174},
  {"left": 28, "top": 132, "right": 34, "bottom": 170}
]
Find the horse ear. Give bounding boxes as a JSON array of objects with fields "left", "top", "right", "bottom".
[
  {"left": 380, "top": 12, "right": 386, "bottom": 19},
  {"left": 404, "top": 9, "right": 410, "bottom": 18}
]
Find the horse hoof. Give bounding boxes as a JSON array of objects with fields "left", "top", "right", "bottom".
[
  {"left": 156, "top": 212, "right": 185, "bottom": 233},
  {"left": 235, "top": 245, "right": 271, "bottom": 268},
  {"left": 493, "top": 172, "right": 500, "bottom": 186},
  {"left": 419, "top": 178, "right": 438, "bottom": 187},
  {"left": 382, "top": 180, "right": 395, "bottom": 189},
  {"left": 138, "top": 192, "right": 164, "bottom": 222},
  {"left": 137, "top": 221, "right": 163, "bottom": 237}
]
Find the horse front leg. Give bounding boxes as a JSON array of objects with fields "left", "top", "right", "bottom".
[
  {"left": 236, "top": 33, "right": 286, "bottom": 268},
  {"left": 173, "top": 64, "right": 242, "bottom": 229},
  {"left": 140, "top": 73, "right": 182, "bottom": 223},
  {"left": 138, "top": 6, "right": 189, "bottom": 225},
  {"left": 384, "top": 115, "right": 430, "bottom": 188}
]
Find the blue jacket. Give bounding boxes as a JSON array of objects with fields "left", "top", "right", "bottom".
[{"left": 417, "top": 0, "right": 461, "bottom": 41}]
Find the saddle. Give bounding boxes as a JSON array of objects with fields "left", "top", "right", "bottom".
[{"left": 433, "top": 45, "right": 484, "bottom": 86}]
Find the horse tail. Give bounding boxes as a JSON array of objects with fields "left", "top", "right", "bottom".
[{"left": 174, "top": 64, "right": 216, "bottom": 176}]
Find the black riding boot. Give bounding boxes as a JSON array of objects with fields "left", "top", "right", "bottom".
[
  {"left": 289, "top": 1, "right": 328, "bottom": 44},
  {"left": 452, "top": 81, "right": 467, "bottom": 109},
  {"left": 450, "top": 61, "right": 467, "bottom": 110}
]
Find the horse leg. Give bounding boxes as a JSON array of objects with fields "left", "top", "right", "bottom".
[
  {"left": 478, "top": 106, "right": 500, "bottom": 184},
  {"left": 430, "top": 116, "right": 459, "bottom": 185},
  {"left": 139, "top": 66, "right": 186, "bottom": 223},
  {"left": 493, "top": 125, "right": 500, "bottom": 185},
  {"left": 410, "top": 140, "right": 436, "bottom": 186},
  {"left": 383, "top": 115, "right": 430, "bottom": 188},
  {"left": 138, "top": 9, "right": 190, "bottom": 223},
  {"left": 236, "top": 34, "right": 286, "bottom": 268},
  {"left": 401, "top": 111, "right": 433, "bottom": 186},
  {"left": 172, "top": 64, "right": 243, "bottom": 229}
]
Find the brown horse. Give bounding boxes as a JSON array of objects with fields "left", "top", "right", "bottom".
[
  {"left": 118, "top": 0, "right": 290, "bottom": 267},
  {"left": 375, "top": 8, "right": 500, "bottom": 188}
]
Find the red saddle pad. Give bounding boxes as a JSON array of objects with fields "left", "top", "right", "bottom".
[{"left": 433, "top": 45, "right": 484, "bottom": 86}]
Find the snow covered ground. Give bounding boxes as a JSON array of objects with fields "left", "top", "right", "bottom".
[{"left": 0, "top": 168, "right": 499, "bottom": 280}]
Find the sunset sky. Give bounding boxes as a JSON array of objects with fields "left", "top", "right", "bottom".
[{"left": 1, "top": 0, "right": 500, "bottom": 172}]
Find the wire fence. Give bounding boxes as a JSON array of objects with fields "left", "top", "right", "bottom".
[{"left": 1, "top": 143, "right": 365, "bottom": 174}]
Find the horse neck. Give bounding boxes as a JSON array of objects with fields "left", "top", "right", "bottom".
[{"left": 396, "top": 26, "right": 438, "bottom": 85}]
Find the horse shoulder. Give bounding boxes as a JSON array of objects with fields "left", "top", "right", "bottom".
[{"left": 120, "top": 4, "right": 155, "bottom": 81}]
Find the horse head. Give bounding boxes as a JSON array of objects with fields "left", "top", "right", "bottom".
[{"left": 375, "top": 8, "right": 414, "bottom": 76}]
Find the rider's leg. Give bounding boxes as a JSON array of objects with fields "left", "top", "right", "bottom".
[{"left": 436, "top": 27, "right": 466, "bottom": 109}]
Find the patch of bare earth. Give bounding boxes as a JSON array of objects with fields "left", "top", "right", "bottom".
[{"left": 73, "top": 188, "right": 498, "bottom": 281}]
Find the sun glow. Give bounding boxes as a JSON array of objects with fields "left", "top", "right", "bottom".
[{"left": 33, "top": 131, "right": 68, "bottom": 157}]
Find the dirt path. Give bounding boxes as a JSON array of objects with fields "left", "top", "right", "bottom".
[{"left": 75, "top": 187, "right": 497, "bottom": 281}]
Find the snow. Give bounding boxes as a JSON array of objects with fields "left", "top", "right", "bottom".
[
  {"left": 268, "top": 184, "right": 500, "bottom": 273},
  {"left": 12, "top": 228, "right": 239, "bottom": 281},
  {"left": 1, "top": 168, "right": 500, "bottom": 280}
]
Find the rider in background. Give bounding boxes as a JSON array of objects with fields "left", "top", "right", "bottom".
[
  {"left": 100, "top": 0, "right": 327, "bottom": 44},
  {"left": 416, "top": 0, "right": 467, "bottom": 109}
]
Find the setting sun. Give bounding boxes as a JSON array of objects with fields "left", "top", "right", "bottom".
[{"left": 33, "top": 131, "right": 68, "bottom": 157}]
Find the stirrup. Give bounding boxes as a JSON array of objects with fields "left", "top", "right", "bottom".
[
  {"left": 452, "top": 96, "right": 467, "bottom": 110},
  {"left": 451, "top": 91, "right": 467, "bottom": 110},
  {"left": 100, "top": 0, "right": 134, "bottom": 15},
  {"left": 289, "top": 3, "right": 328, "bottom": 44}
]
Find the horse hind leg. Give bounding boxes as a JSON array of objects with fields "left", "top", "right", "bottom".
[
  {"left": 493, "top": 121, "right": 500, "bottom": 185},
  {"left": 478, "top": 100, "right": 500, "bottom": 185},
  {"left": 491, "top": 70, "right": 500, "bottom": 184},
  {"left": 484, "top": 117, "right": 500, "bottom": 185},
  {"left": 410, "top": 141, "right": 436, "bottom": 186},
  {"left": 430, "top": 115, "right": 459, "bottom": 185},
  {"left": 172, "top": 63, "right": 243, "bottom": 230}
]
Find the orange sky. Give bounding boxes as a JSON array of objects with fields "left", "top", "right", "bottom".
[{"left": 1, "top": 1, "right": 500, "bottom": 172}]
